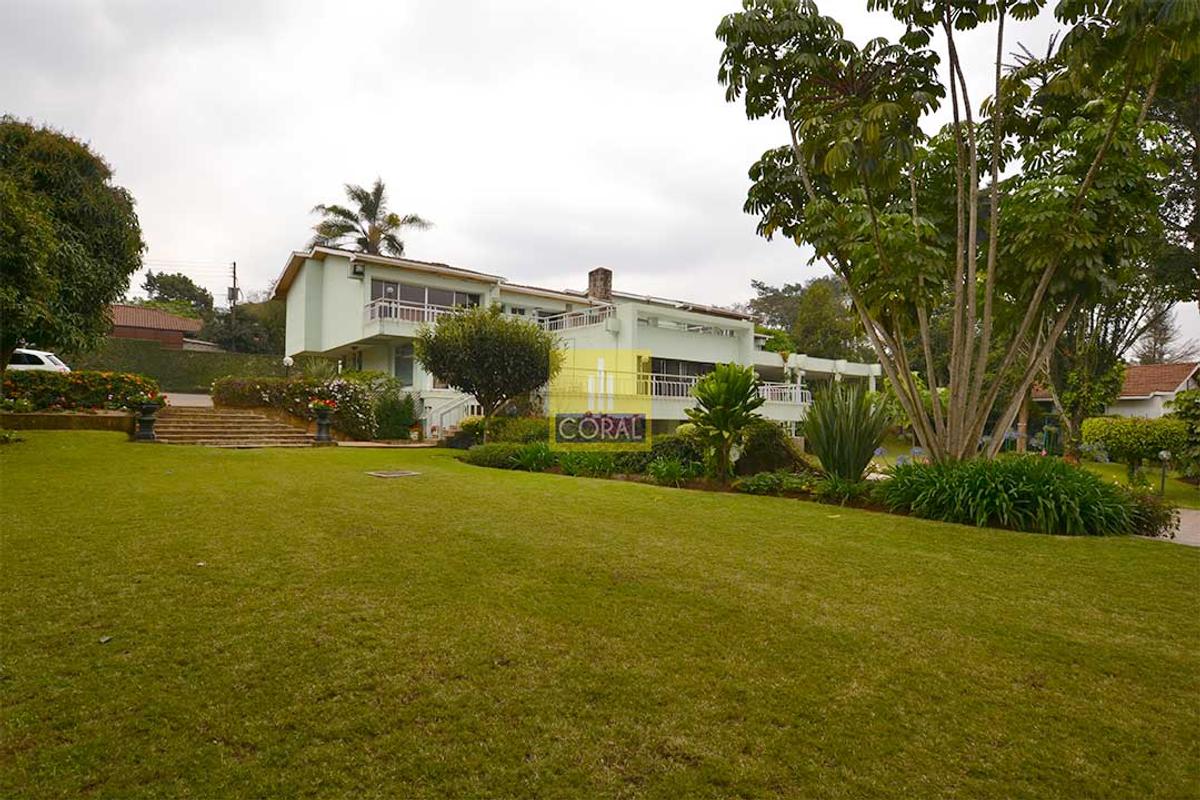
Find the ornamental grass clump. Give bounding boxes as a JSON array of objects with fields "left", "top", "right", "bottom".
[
  {"left": 802, "top": 384, "right": 892, "bottom": 482},
  {"left": 876, "top": 456, "right": 1175, "bottom": 536}
]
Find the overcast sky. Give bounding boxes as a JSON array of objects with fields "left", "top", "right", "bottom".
[{"left": 4, "top": 0, "right": 1197, "bottom": 338}]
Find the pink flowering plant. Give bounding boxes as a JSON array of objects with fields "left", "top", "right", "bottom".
[
  {"left": 2, "top": 370, "right": 162, "bottom": 412},
  {"left": 212, "top": 375, "right": 384, "bottom": 439}
]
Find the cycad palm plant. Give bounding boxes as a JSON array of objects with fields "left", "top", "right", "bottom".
[
  {"left": 802, "top": 383, "right": 892, "bottom": 482},
  {"left": 310, "top": 178, "right": 430, "bottom": 256},
  {"left": 686, "top": 363, "right": 765, "bottom": 485}
]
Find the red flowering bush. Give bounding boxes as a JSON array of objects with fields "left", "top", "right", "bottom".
[{"left": 2, "top": 370, "right": 161, "bottom": 412}]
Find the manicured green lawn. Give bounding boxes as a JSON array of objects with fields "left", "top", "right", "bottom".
[
  {"left": 2, "top": 432, "right": 1198, "bottom": 798},
  {"left": 1082, "top": 460, "right": 1200, "bottom": 510}
]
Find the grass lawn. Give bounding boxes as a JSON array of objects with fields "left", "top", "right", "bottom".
[
  {"left": 1082, "top": 460, "right": 1200, "bottom": 510},
  {"left": 2, "top": 432, "right": 1198, "bottom": 798}
]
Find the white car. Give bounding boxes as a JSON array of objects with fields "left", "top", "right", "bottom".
[{"left": 6, "top": 348, "right": 71, "bottom": 372}]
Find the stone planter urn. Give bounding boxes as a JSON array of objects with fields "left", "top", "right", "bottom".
[
  {"left": 314, "top": 406, "right": 333, "bottom": 444},
  {"left": 135, "top": 403, "right": 159, "bottom": 442}
]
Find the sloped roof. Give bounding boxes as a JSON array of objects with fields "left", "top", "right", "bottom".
[
  {"left": 110, "top": 304, "right": 204, "bottom": 333},
  {"left": 1118, "top": 362, "right": 1199, "bottom": 398},
  {"left": 1033, "top": 362, "right": 1199, "bottom": 402}
]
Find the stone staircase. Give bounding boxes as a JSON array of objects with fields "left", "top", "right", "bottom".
[{"left": 154, "top": 407, "right": 316, "bottom": 448}]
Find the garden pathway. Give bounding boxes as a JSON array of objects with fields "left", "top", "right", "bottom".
[
  {"left": 166, "top": 393, "right": 213, "bottom": 408},
  {"left": 1174, "top": 509, "right": 1200, "bottom": 547}
]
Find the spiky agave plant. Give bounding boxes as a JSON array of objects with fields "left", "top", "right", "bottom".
[
  {"left": 802, "top": 383, "right": 892, "bottom": 482},
  {"left": 686, "top": 363, "right": 765, "bottom": 485}
]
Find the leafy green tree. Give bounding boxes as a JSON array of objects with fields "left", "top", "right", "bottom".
[
  {"left": 791, "top": 276, "right": 871, "bottom": 360},
  {"left": 685, "top": 363, "right": 765, "bottom": 485},
  {"left": 414, "top": 305, "right": 561, "bottom": 440},
  {"left": 141, "top": 270, "right": 213, "bottom": 316},
  {"left": 0, "top": 117, "right": 144, "bottom": 366},
  {"left": 310, "top": 178, "right": 430, "bottom": 257},
  {"left": 747, "top": 279, "right": 805, "bottom": 329},
  {"left": 717, "top": 0, "right": 1198, "bottom": 461}
]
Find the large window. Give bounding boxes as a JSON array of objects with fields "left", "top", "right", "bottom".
[
  {"left": 372, "top": 279, "right": 480, "bottom": 309},
  {"left": 394, "top": 343, "right": 414, "bottom": 387}
]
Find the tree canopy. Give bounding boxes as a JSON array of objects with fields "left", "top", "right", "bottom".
[
  {"left": 0, "top": 117, "right": 144, "bottom": 365},
  {"left": 310, "top": 178, "right": 431, "bottom": 257},
  {"left": 141, "top": 270, "right": 213, "bottom": 317},
  {"left": 718, "top": 0, "right": 1199, "bottom": 461}
]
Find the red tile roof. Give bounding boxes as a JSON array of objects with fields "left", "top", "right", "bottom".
[
  {"left": 109, "top": 304, "right": 204, "bottom": 333},
  {"left": 1117, "top": 362, "right": 1199, "bottom": 398},
  {"left": 1033, "top": 362, "right": 1199, "bottom": 401}
]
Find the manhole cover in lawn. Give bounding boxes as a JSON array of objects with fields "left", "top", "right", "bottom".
[{"left": 366, "top": 470, "right": 421, "bottom": 479}]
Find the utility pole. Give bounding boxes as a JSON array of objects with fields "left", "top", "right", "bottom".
[{"left": 228, "top": 261, "right": 239, "bottom": 352}]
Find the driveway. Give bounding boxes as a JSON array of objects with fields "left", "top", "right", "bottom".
[{"left": 1175, "top": 509, "right": 1200, "bottom": 547}]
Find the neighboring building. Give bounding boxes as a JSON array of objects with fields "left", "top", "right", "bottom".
[
  {"left": 272, "top": 247, "right": 882, "bottom": 437},
  {"left": 109, "top": 304, "right": 204, "bottom": 350},
  {"left": 1034, "top": 362, "right": 1200, "bottom": 419}
]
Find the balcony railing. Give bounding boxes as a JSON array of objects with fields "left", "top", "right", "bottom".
[
  {"left": 540, "top": 305, "right": 616, "bottom": 331},
  {"left": 554, "top": 372, "right": 810, "bottom": 405},
  {"left": 364, "top": 299, "right": 616, "bottom": 332}
]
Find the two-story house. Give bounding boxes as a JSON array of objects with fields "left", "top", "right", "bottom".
[{"left": 272, "top": 246, "right": 882, "bottom": 438}]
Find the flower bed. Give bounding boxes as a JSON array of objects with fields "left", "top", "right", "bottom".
[{"left": 2, "top": 370, "right": 162, "bottom": 412}]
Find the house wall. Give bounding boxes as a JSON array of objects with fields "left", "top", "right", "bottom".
[
  {"left": 111, "top": 326, "right": 184, "bottom": 349},
  {"left": 1105, "top": 396, "right": 1172, "bottom": 419}
]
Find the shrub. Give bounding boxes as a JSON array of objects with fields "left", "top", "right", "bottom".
[
  {"left": 736, "top": 419, "right": 805, "bottom": 475},
  {"left": 813, "top": 476, "right": 872, "bottom": 505},
  {"left": 69, "top": 337, "right": 287, "bottom": 392},
  {"left": 686, "top": 363, "right": 766, "bottom": 485},
  {"left": 212, "top": 376, "right": 378, "bottom": 440},
  {"left": 647, "top": 456, "right": 703, "bottom": 487},
  {"left": 876, "top": 456, "right": 1162, "bottom": 536},
  {"left": 1120, "top": 486, "right": 1180, "bottom": 539},
  {"left": 734, "top": 470, "right": 816, "bottom": 496},
  {"left": 558, "top": 451, "right": 616, "bottom": 478},
  {"left": 650, "top": 432, "right": 706, "bottom": 465},
  {"left": 613, "top": 449, "right": 654, "bottom": 474},
  {"left": 1081, "top": 416, "right": 1189, "bottom": 479},
  {"left": 489, "top": 416, "right": 550, "bottom": 444},
  {"left": 1167, "top": 389, "right": 1200, "bottom": 479},
  {"left": 2, "top": 370, "right": 162, "bottom": 411},
  {"left": 460, "top": 442, "right": 525, "bottom": 469},
  {"left": 802, "top": 384, "right": 892, "bottom": 481},
  {"left": 512, "top": 441, "right": 557, "bottom": 472},
  {"left": 0, "top": 429, "right": 22, "bottom": 445},
  {"left": 376, "top": 393, "right": 420, "bottom": 440}
]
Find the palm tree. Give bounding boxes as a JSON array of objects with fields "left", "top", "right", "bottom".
[{"left": 309, "top": 178, "right": 431, "bottom": 257}]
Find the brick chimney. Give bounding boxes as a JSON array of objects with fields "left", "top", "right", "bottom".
[{"left": 587, "top": 267, "right": 613, "bottom": 302}]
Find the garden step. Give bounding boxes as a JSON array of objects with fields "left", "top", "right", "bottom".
[{"left": 154, "top": 407, "right": 315, "bottom": 447}]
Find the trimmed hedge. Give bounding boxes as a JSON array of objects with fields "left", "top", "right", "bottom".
[
  {"left": 876, "top": 456, "right": 1177, "bottom": 536},
  {"left": 460, "top": 442, "right": 525, "bottom": 469},
  {"left": 212, "top": 376, "right": 379, "bottom": 440},
  {"left": 70, "top": 337, "right": 286, "bottom": 393},
  {"left": 1081, "top": 415, "right": 1189, "bottom": 475},
  {"left": 1168, "top": 389, "right": 1200, "bottom": 479},
  {"left": 2, "top": 370, "right": 161, "bottom": 411}
]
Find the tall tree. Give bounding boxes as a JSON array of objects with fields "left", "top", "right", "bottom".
[
  {"left": 747, "top": 279, "right": 805, "bottom": 329},
  {"left": 718, "top": 0, "right": 1198, "bottom": 461},
  {"left": 1134, "top": 306, "right": 1200, "bottom": 365},
  {"left": 141, "top": 270, "right": 214, "bottom": 316},
  {"left": 1148, "top": 71, "right": 1198, "bottom": 312},
  {"left": 0, "top": 117, "right": 144, "bottom": 366},
  {"left": 791, "top": 276, "right": 871, "bottom": 360},
  {"left": 310, "top": 178, "right": 431, "bottom": 257}
]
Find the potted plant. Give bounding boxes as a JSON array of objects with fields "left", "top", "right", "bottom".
[{"left": 308, "top": 397, "right": 337, "bottom": 444}]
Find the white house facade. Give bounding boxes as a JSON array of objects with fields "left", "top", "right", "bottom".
[{"left": 273, "top": 247, "right": 882, "bottom": 438}]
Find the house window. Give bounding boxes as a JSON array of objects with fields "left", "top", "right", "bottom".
[
  {"left": 390, "top": 283, "right": 481, "bottom": 308},
  {"left": 399, "top": 283, "right": 425, "bottom": 304},
  {"left": 394, "top": 343, "right": 414, "bottom": 387},
  {"left": 371, "top": 279, "right": 399, "bottom": 301},
  {"left": 509, "top": 306, "right": 526, "bottom": 316}
]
